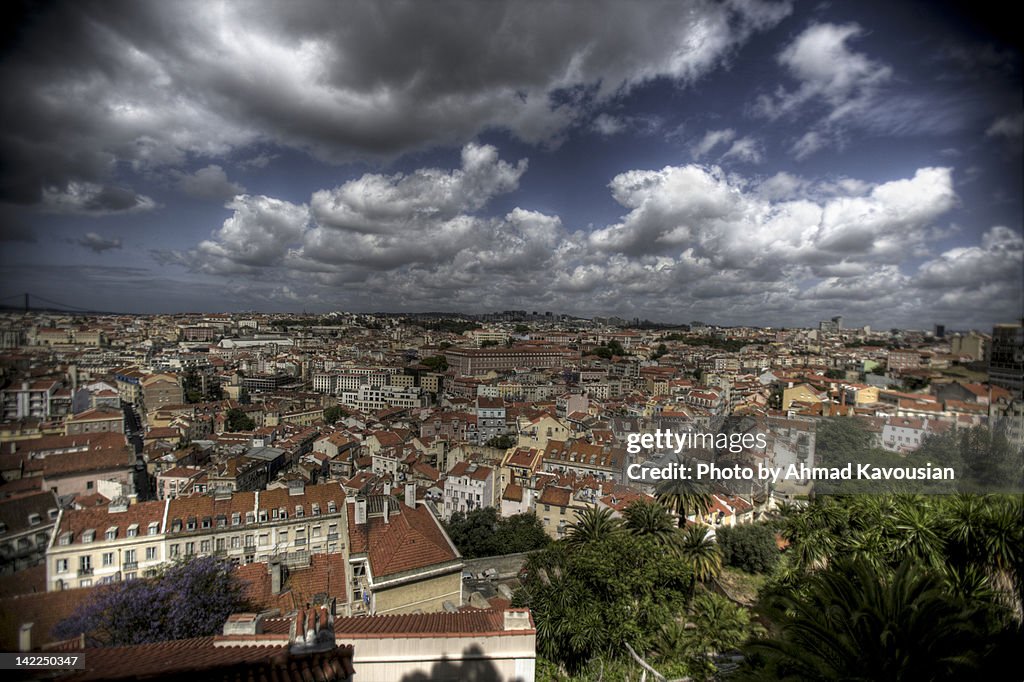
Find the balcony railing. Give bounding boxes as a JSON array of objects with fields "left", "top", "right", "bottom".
[
  {"left": 78, "top": 567, "right": 93, "bottom": 577},
  {"left": 123, "top": 561, "right": 138, "bottom": 571}
]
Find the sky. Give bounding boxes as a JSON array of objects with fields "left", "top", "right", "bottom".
[{"left": 0, "top": 0, "right": 1020, "bottom": 329}]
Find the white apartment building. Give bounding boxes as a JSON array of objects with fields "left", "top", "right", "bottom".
[
  {"left": 340, "top": 385, "right": 423, "bottom": 411},
  {"left": 46, "top": 482, "right": 348, "bottom": 592},
  {"left": 442, "top": 462, "right": 495, "bottom": 520}
]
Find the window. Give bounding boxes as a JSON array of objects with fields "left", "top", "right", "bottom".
[
  {"left": 200, "top": 540, "right": 210, "bottom": 553},
  {"left": 278, "top": 530, "right": 289, "bottom": 543},
  {"left": 201, "top": 517, "right": 212, "bottom": 529},
  {"left": 87, "top": 481, "right": 94, "bottom": 490},
  {"left": 125, "top": 549, "right": 136, "bottom": 563},
  {"left": 259, "top": 534, "right": 269, "bottom": 547},
  {"left": 59, "top": 532, "right": 72, "bottom": 546},
  {"left": 125, "top": 572, "right": 137, "bottom": 581},
  {"left": 327, "top": 501, "right": 336, "bottom": 513},
  {"left": 259, "top": 510, "right": 269, "bottom": 522},
  {"left": 171, "top": 519, "right": 182, "bottom": 533},
  {"left": 245, "top": 535, "right": 254, "bottom": 547},
  {"left": 102, "top": 552, "right": 114, "bottom": 566},
  {"left": 105, "top": 528, "right": 117, "bottom": 541},
  {"left": 312, "top": 503, "right": 320, "bottom": 516},
  {"left": 80, "top": 579, "right": 92, "bottom": 588},
  {"left": 148, "top": 522, "right": 159, "bottom": 535},
  {"left": 560, "top": 507, "right": 566, "bottom": 515},
  {"left": 185, "top": 542, "right": 195, "bottom": 555},
  {"left": 246, "top": 512, "right": 255, "bottom": 524},
  {"left": 127, "top": 524, "right": 138, "bottom": 538},
  {"left": 79, "top": 556, "right": 91, "bottom": 573},
  {"left": 169, "top": 544, "right": 180, "bottom": 558},
  {"left": 48, "top": 509, "right": 59, "bottom": 520},
  {"left": 82, "top": 530, "right": 95, "bottom": 543},
  {"left": 231, "top": 512, "right": 241, "bottom": 526},
  {"left": 28, "top": 513, "right": 41, "bottom": 526},
  {"left": 232, "top": 536, "right": 241, "bottom": 549},
  {"left": 544, "top": 504, "right": 550, "bottom": 512},
  {"left": 312, "top": 525, "right": 321, "bottom": 538},
  {"left": 216, "top": 538, "right": 225, "bottom": 551},
  {"left": 295, "top": 505, "right": 304, "bottom": 518},
  {"left": 216, "top": 515, "right": 226, "bottom": 528},
  {"left": 186, "top": 517, "right": 196, "bottom": 531},
  {"left": 146, "top": 546, "right": 157, "bottom": 560},
  {"left": 56, "top": 558, "right": 68, "bottom": 573}
]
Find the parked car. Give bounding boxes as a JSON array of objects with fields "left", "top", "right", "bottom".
[
  {"left": 483, "top": 568, "right": 498, "bottom": 580},
  {"left": 461, "top": 570, "right": 474, "bottom": 581}
]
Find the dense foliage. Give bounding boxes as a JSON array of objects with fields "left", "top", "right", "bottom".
[
  {"left": 814, "top": 418, "right": 1022, "bottom": 494},
  {"left": 323, "top": 405, "right": 347, "bottom": 424},
  {"left": 741, "top": 493, "right": 1022, "bottom": 679},
  {"left": 224, "top": 407, "right": 255, "bottom": 431},
  {"left": 485, "top": 434, "right": 516, "bottom": 449},
  {"left": 516, "top": 500, "right": 760, "bottom": 680},
  {"left": 419, "top": 355, "right": 448, "bottom": 372},
  {"left": 716, "top": 523, "right": 780, "bottom": 574},
  {"left": 53, "top": 556, "right": 248, "bottom": 646},
  {"left": 444, "top": 508, "right": 551, "bottom": 558}
]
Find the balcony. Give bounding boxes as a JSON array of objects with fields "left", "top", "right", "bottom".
[
  {"left": 78, "top": 567, "right": 93, "bottom": 577},
  {"left": 123, "top": 561, "right": 138, "bottom": 571}
]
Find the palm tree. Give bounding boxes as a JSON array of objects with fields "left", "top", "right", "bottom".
[
  {"left": 676, "top": 524, "right": 722, "bottom": 583},
  {"left": 747, "top": 558, "right": 1003, "bottom": 680},
  {"left": 565, "top": 506, "right": 622, "bottom": 546},
  {"left": 622, "top": 498, "right": 677, "bottom": 547},
  {"left": 655, "top": 474, "right": 712, "bottom": 527}
]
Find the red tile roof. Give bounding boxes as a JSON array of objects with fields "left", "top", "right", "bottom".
[
  {"left": 57, "top": 498, "right": 167, "bottom": 545},
  {"left": 334, "top": 608, "right": 533, "bottom": 638},
  {"left": 59, "top": 637, "right": 355, "bottom": 681},
  {"left": 347, "top": 501, "right": 459, "bottom": 578}
]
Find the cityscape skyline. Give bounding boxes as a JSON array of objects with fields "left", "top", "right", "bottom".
[{"left": 1, "top": 1, "right": 1021, "bottom": 328}]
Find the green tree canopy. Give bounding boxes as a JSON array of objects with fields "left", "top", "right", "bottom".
[{"left": 444, "top": 508, "right": 550, "bottom": 558}]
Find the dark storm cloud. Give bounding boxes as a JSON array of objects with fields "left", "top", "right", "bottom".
[{"left": 0, "top": 0, "right": 792, "bottom": 209}]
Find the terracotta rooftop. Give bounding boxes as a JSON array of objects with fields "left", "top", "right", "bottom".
[
  {"left": 38, "top": 447, "right": 135, "bottom": 479},
  {"left": 56, "top": 637, "right": 355, "bottom": 681},
  {"left": 502, "top": 483, "right": 524, "bottom": 502},
  {"left": 537, "top": 486, "right": 572, "bottom": 507},
  {"left": 334, "top": 608, "right": 533, "bottom": 638},
  {"left": 57, "top": 498, "right": 166, "bottom": 545},
  {"left": 347, "top": 500, "right": 459, "bottom": 578}
]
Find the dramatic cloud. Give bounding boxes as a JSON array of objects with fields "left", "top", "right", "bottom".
[
  {"left": 189, "top": 195, "right": 309, "bottom": 273},
  {"left": 755, "top": 22, "right": 893, "bottom": 158},
  {"left": 76, "top": 232, "right": 123, "bottom": 253},
  {"left": 173, "top": 165, "right": 246, "bottom": 201},
  {"left": 0, "top": 0, "right": 791, "bottom": 209},
  {"left": 158, "top": 144, "right": 1019, "bottom": 326},
  {"left": 40, "top": 182, "right": 156, "bottom": 216}
]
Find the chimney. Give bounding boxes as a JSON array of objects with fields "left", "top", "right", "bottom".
[
  {"left": 270, "top": 561, "right": 284, "bottom": 594},
  {"left": 383, "top": 497, "right": 390, "bottom": 524},
  {"left": 18, "top": 623, "right": 32, "bottom": 652},
  {"left": 354, "top": 496, "right": 367, "bottom": 525},
  {"left": 405, "top": 483, "right": 416, "bottom": 508},
  {"left": 503, "top": 609, "right": 532, "bottom": 632},
  {"left": 222, "top": 613, "right": 264, "bottom": 636}
]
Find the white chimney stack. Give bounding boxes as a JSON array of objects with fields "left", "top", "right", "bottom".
[{"left": 405, "top": 484, "right": 416, "bottom": 508}]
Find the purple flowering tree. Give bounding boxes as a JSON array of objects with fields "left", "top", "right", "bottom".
[{"left": 53, "top": 555, "right": 249, "bottom": 646}]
